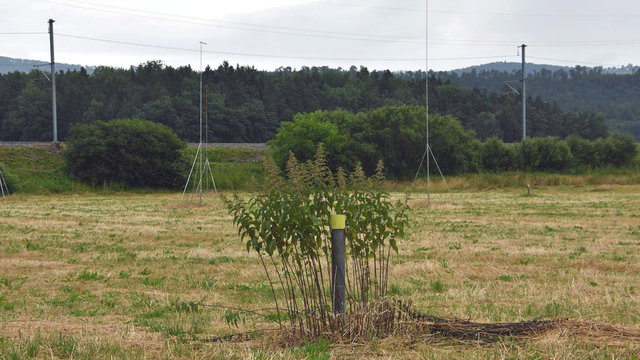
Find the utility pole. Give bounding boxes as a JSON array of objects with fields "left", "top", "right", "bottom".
[
  {"left": 48, "top": 19, "right": 58, "bottom": 147},
  {"left": 521, "top": 44, "right": 527, "bottom": 141}
]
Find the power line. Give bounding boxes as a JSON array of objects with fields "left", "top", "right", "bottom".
[
  {"left": 59, "top": 0, "right": 425, "bottom": 41},
  {"left": 289, "top": 0, "right": 640, "bottom": 17},
  {"left": 0, "top": 64, "right": 49, "bottom": 67},
  {"left": 530, "top": 41, "right": 640, "bottom": 47},
  {"left": 428, "top": 9, "right": 640, "bottom": 18},
  {"left": 55, "top": 32, "right": 516, "bottom": 62},
  {"left": 19, "top": 0, "right": 640, "bottom": 48},
  {"left": 7, "top": 28, "right": 635, "bottom": 48},
  {"left": 432, "top": 38, "right": 640, "bottom": 45},
  {"left": 35, "top": 0, "right": 424, "bottom": 45},
  {"left": 287, "top": 0, "right": 425, "bottom": 12},
  {"left": 0, "top": 32, "right": 47, "bottom": 35},
  {"left": 527, "top": 56, "right": 622, "bottom": 67}
]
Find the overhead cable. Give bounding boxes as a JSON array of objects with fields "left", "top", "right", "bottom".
[
  {"left": 35, "top": 0, "right": 424, "bottom": 44},
  {"left": 55, "top": 32, "right": 516, "bottom": 62},
  {"left": 527, "top": 56, "right": 622, "bottom": 67},
  {"left": 58, "top": 0, "right": 424, "bottom": 41},
  {"left": 289, "top": 0, "right": 640, "bottom": 17}
]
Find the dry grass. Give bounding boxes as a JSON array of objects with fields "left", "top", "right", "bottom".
[{"left": 1, "top": 186, "right": 639, "bottom": 359}]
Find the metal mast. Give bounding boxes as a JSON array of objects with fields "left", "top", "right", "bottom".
[
  {"left": 205, "top": 88, "right": 209, "bottom": 191},
  {"left": 425, "top": 0, "right": 430, "bottom": 205},
  {"left": 199, "top": 41, "right": 206, "bottom": 205},
  {"left": 48, "top": 19, "right": 58, "bottom": 146},
  {"left": 521, "top": 44, "right": 527, "bottom": 141}
]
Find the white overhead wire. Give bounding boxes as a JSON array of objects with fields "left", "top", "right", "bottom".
[
  {"left": 54, "top": 0, "right": 425, "bottom": 41},
  {"left": 54, "top": 33, "right": 518, "bottom": 62},
  {"left": 35, "top": 0, "right": 424, "bottom": 45}
]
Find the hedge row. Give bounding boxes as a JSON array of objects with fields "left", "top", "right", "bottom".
[
  {"left": 268, "top": 106, "right": 638, "bottom": 177},
  {"left": 481, "top": 135, "right": 638, "bottom": 173}
]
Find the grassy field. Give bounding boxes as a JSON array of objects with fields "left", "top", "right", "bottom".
[
  {"left": 0, "top": 146, "right": 265, "bottom": 194},
  {"left": 1, "top": 185, "right": 639, "bottom": 359}
]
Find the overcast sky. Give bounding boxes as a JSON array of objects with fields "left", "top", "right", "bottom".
[{"left": 1, "top": 0, "right": 640, "bottom": 72}]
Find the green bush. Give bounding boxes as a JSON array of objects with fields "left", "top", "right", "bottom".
[
  {"left": 428, "top": 114, "right": 481, "bottom": 174},
  {"left": 517, "top": 137, "right": 573, "bottom": 172},
  {"left": 64, "top": 119, "right": 188, "bottom": 188},
  {"left": 480, "top": 137, "right": 515, "bottom": 172},
  {"left": 268, "top": 107, "right": 635, "bottom": 178},
  {"left": 593, "top": 133, "right": 637, "bottom": 167},
  {"left": 566, "top": 135, "right": 596, "bottom": 169},
  {"left": 222, "top": 147, "right": 408, "bottom": 338}
]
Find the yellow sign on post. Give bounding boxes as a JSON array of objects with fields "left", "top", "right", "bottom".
[{"left": 330, "top": 214, "right": 346, "bottom": 230}]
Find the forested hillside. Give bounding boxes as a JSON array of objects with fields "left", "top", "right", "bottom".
[
  {"left": 437, "top": 66, "right": 640, "bottom": 139},
  {"left": 0, "top": 56, "right": 95, "bottom": 75},
  {"left": 0, "top": 60, "right": 609, "bottom": 143}
]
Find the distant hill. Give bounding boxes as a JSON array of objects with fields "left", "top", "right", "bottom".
[
  {"left": 0, "top": 56, "right": 94, "bottom": 75},
  {"left": 452, "top": 61, "right": 639, "bottom": 76},
  {"left": 452, "top": 62, "right": 569, "bottom": 76},
  {"left": 437, "top": 64, "right": 640, "bottom": 140}
]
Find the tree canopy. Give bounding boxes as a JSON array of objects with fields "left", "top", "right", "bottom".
[
  {"left": 0, "top": 61, "right": 612, "bottom": 144},
  {"left": 436, "top": 66, "right": 640, "bottom": 140},
  {"left": 268, "top": 106, "right": 636, "bottom": 178}
]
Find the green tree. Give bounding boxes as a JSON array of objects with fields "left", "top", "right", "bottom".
[
  {"left": 267, "top": 111, "right": 349, "bottom": 169},
  {"left": 1, "top": 83, "right": 51, "bottom": 140}
]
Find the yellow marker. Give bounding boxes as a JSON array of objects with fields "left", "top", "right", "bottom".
[{"left": 330, "top": 214, "right": 346, "bottom": 230}]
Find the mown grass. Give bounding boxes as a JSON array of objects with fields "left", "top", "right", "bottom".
[
  {"left": 396, "top": 167, "right": 640, "bottom": 193},
  {"left": 1, "top": 185, "right": 639, "bottom": 358}
]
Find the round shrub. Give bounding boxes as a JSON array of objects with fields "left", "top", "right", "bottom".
[
  {"left": 594, "top": 133, "right": 637, "bottom": 167},
  {"left": 481, "top": 137, "right": 516, "bottom": 172},
  {"left": 517, "top": 137, "right": 573, "bottom": 172},
  {"left": 428, "top": 114, "right": 481, "bottom": 174},
  {"left": 566, "top": 135, "right": 596, "bottom": 169},
  {"left": 64, "top": 119, "right": 188, "bottom": 188}
]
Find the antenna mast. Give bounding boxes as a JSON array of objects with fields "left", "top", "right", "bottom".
[
  {"left": 425, "top": 0, "right": 430, "bottom": 205},
  {"left": 199, "top": 41, "right": 206, "bottom": 205}
]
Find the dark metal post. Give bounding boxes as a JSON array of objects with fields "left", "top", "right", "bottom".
[
  {"left": 48, "top": 19, "right": 58, "bottom": 146},
  {"left": 330, "top": 214, "right": 346, "bottom": 314}
]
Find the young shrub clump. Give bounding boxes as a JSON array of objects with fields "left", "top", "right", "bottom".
[{"left": 222, "top": 146, "right": 408, "bottom": 339}]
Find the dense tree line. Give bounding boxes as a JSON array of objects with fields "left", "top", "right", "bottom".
[
  {"left": 269, "top": 106, "right": 637, "bottom": 178},
  {"left": 0, "top": 61, "right": 610, "bottom": 144},
  {"left": 436, "top": 66, "right": 640, "bottom": 139}
]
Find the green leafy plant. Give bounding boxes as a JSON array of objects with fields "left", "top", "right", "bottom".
[{"left": 222, "top": 145, "right": 408, "bottom": 337}]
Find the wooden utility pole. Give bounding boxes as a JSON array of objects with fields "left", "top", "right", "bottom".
[{"left": 48, "top": 19, "right": 58, "bottom": 147}]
